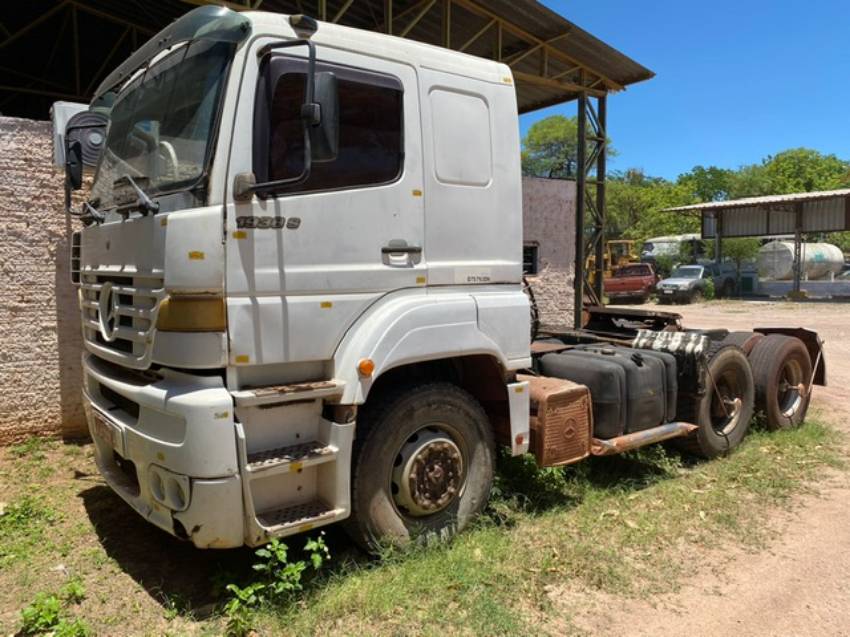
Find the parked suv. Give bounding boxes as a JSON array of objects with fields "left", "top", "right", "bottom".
[{"left": 657, "top": 265, "right": 711, "bottom": 303}]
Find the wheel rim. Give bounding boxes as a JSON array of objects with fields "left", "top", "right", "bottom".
[
  {"left": 391, "top": 426, "right": 465, "bottom": 517},
  {"left": 778, "top": 358, "right": 805, "bottom": 416},
  {"left": 710, "top": 369, "right": 744, "bottom": 435}
]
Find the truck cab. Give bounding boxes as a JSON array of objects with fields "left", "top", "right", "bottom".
[{"left": 73, "top": 6, "right": 530, "bottom": 549}]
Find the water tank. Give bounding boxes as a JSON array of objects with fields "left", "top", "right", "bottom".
[{"left": 757, "top": 241, "right": 844, "bottom": 280}]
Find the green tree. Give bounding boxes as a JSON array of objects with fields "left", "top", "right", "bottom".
[
  {"left": 729, "top": 148, "right": 850, "bottom": 198},
  {"left": 521, "top": 115, "right": 616, "bottom": 179},
  {"left": 677, "top": 165, "right": 735, "bottom": 202},
  {"left": 762, "top": 148, "right": 850, "bottom": 193},
  {"left": 606, "top": 169, "right": 697, "bottom": 243},
  {"left": 522, "top": 115, "right": 579, "bottom": 178},
  {"left": 721, "top": 238, "right": 761, "bottom": 293}
]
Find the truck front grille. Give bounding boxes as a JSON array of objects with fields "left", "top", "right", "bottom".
[{"left": 80, "top": 271, "right": 165, "bottom": 369}]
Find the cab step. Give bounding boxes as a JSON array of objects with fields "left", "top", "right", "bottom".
[
  {"left": 232, "top": 380, "right": 345, "bottom": 407},
  {"left": 257, "top": 500, "right": 342, "bottom": 533},
  {"left": 246, "top": 440, "right": 336, "bottom": 477}
]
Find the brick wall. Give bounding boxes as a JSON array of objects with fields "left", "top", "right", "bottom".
[
  {"left": 522, "top": 176, "right": 576, "bottom": 328},
  {"left": 0, "top": 116, "right": 86, "bottom": 444}
]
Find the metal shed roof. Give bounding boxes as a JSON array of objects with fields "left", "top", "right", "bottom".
[
  {"left": 666, "top": 189, "right": 850, "bottom": 239},
  {"left": 0, "top": 0, "right": 654, "bottom": 118},
  {"left": 666, "top": 189, "right": 850, "bottom": 213}
]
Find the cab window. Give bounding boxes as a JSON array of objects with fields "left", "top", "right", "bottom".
[{"left": 253, "top": 57, "right": 404, "bottom": 196}]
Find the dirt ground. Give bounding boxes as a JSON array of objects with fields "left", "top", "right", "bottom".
[{"left": 576, "top": 299, "right": 850, "bottom": 637}]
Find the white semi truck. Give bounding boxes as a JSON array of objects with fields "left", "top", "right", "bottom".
[{"left": 61, "top": 6, "right": 825, "bottom": 551}]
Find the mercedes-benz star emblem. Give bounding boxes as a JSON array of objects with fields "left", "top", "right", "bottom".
[{"left": 97, "top": 281, "right": 121, "bottom": 342}]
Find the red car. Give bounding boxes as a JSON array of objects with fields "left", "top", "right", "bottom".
[{"left": 604, "top": 263, "right": 658, "bottom": 304}]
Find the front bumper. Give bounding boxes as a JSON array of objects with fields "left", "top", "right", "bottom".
[
  {"left": 82, "top": 353, "right": 244, "bottom": 548},
  {"left": 658, "top": 288, "right": 691, "bottom": 301}
]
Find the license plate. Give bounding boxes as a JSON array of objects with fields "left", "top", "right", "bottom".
[
  {"left": 91, "top": 412, "right": 117, "bottom": 449},
  {"left": 663, "top": 290, "right": 674, "bottom": 295}
]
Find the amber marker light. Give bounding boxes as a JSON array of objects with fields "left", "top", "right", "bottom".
[{"left": 357, "top": 358, "right": 376, "bottom": 377}]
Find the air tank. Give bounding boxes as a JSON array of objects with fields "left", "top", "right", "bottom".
[{"left": 757, "top": 241, "right": 844, "bottom": 280}]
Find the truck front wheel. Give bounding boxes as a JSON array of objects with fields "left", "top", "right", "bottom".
[{"left": 345, "top": 383, "right": 495, "bottom": 552}]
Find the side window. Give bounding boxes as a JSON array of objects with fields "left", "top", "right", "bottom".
[
  {"left": 255, "top": 59, "right": 404, "bottom": 196},
  {"left": 523, "top": 244, "right": 539, "bottom": 275}
]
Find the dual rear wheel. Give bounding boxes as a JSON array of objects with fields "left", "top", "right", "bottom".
[{"left": 680, "top": 334, "right": 813, "bottom": 458}]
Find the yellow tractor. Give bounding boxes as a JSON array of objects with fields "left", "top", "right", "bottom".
[{"left": 586, "top": 239, "right": 638, "bottom": 288}]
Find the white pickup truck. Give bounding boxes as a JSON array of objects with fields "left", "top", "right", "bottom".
[{"left": 61, "top": 6, "right": 825, "bottom": 551}]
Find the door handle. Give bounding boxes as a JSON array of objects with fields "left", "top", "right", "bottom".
[
  {"left": 381, "top": 244, "right": 422, "bottom": 267},
  {"left": 381, "top": 245, "right": 422, "bottom": 255}
]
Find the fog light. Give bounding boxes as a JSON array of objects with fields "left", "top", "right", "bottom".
[{"left": 148, "top": 465, "right": 190, "bottom": 512}]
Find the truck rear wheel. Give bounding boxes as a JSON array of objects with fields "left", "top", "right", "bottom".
[
  {"left": 748, "top": 334, "right": 812, "bottom": 430},
  {"left": 345, "top": 382, "right": 495, "bottom": 552},
  {"left": 678, "top": 345, "right": 755, "bottom": 458}
]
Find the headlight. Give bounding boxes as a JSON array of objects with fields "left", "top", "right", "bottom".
[{"left": 156, "top": 296, "right": 226, "bottom": 332}]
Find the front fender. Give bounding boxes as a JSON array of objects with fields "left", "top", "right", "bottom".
[{"left": 333, "top": 290, "right": 530, "bottom": 404}]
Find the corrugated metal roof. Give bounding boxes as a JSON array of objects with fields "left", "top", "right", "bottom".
[
  {"left": 0, "top": 0, "right": 654, "bottom": 118},
  {"left": 667, "top": 189, "right": 850, "bottom": 212}
]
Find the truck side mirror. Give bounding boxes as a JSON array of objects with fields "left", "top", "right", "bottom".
[
  {"left": 309, "top": 71, "right": 339, "bottom": 163},
  {"left": 66, "top": 139, "right": 83, "bottom": 191}
]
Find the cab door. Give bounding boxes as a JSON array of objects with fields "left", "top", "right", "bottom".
[{"left": 225, "top": 42, "right": 425, "bottom": 370}]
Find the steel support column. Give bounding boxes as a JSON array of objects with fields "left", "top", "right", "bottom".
[
  {"left": 793, "top": 202, "right": 803, "bottom": 295},
  {"left": 573, "top": 92, "right": 607, "bottom": 328},
  {"left": 573, "top": 93, "right": 587, "bottom": 329}
]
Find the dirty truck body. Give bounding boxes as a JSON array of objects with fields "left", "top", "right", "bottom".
[{"left": 68, "top": 7, "right": 825, "bottom": 550}]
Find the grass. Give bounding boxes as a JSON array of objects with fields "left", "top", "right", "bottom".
[
  {"left": 253, "top": 418, "right": 843, "bottom": 635},
  {"left": 0, "top": 419, "right": 843, "bottom": 636}
]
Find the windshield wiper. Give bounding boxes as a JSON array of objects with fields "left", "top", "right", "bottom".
[
  {"left": 114, "top": 174, "right": 159, "bottom": 216},
  {"left": 82, "top": 202, "right": 105, "bottom": 224}
]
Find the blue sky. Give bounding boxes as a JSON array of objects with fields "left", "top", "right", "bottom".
[{"left": 520, "top": 1, "right": 850, "bottom": 180}]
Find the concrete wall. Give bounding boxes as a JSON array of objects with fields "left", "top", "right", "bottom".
[
  {"left": 522, "top": 176, "right": 576, "bottom": 328},
  {"left": 0, "top": 116, "right": 86, "bottom": 444}
]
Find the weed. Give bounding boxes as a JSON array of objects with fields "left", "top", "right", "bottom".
[
  {"left": 0, "top": 495, "right": 53, "bottom": 530},
  {"left": 20, "top": 593, "right": 62, "bottom": 634},
  {"left": 161, "top": 592, "right": 193, "bottom": 622},
  {"left": 0, "top": 495, "right": 56, "bottom": 566},
  {"left": 10, "top": 436, "right": 49, "bottom": 460},
  {"left": 223, "top": 534, "right": 332, "bottom": 637},
  {"left": 60, "top": 579, "right": 86, "bottom": 605},
  {"left": 18, "top": 582, "right": 90, "bottom": 636},
  {"left": 52, "top": 619, "right": 92, "bottom": 637}
]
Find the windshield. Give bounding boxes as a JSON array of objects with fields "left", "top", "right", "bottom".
[
  {"left": 645, "top": 241, "right": 679, "bottom": 256},
  {"left": 615, "top": 265, "right": 649, "bottom": 278},
  {"left": 670, "top": 266, "right": 702, "bottom": 279},
  {"left": 91, "top": 38, "right": 234, "bottom": 209}
]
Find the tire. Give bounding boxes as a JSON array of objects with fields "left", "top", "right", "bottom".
[
  {"left": 345, "top": 382, "right": 496, "bottom": 552},
  {"left": 677, "top": 345, "right": 755, "bottom": 458},
  {"left": 690, "top": 289, "right": 704, "bottom": 304},
  {"left": 748, "top": 335, "right": 812, "bottom": 431},
  {"left": 720, "top": 331, "right": 763, "bottom": 355}
]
